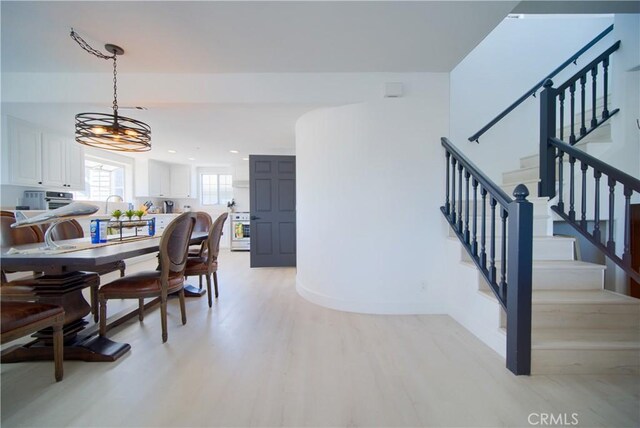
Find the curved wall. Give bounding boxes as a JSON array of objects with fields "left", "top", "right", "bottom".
[{"left": 295, "top": 95, "right": 450, "bottom": 314}]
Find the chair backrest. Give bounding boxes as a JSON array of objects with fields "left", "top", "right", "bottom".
[
  {"left": 0, "top": 215, "right": 44, "bottom": 248},
  {"left": 50, "top": 220, "right": 84, "bottom": 241},
  {"left": 204, "top": 213, "right": 229, "bottom": 265},
  {"left": 159, "top": 212, "right": 196, "bottom": 278},
  {"left": 193, "top": 212, "right": 213, "bottom": 233}
]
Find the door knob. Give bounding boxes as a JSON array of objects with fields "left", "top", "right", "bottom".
[{"left": 250, "top": 215, "right": 260, "bottom": 220}]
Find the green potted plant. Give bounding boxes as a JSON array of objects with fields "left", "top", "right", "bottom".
[
  {"left": 124, "top": 209, "right": 135, "bottom": 222},
  {"left": 134, "top": 209, "right": 145, "bottom": 220},
  {"left": 111, "top": 210, "right": 122, "bottom": 221}
]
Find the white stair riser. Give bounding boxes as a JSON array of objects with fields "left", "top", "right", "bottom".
[
  {"left": 532, "top": 303, "right": 640, "bottom": 329},
  {"left": 501, "top": 180, "right": 540, "bottom": 197},
  {"left": 531, "top": 349, "right": 639, "bottom": 375},
  {"left": 503, "top": 167, "right": 539, "bottom": 184},
  {"left": 531, "top": 267, "right": 604, "bottom": 290},
  {"left": 519, "top": 140, "right": 612, "bottom": 170},
  {"left": 459, "top": 237, "right": 575, "bottom": 262}
]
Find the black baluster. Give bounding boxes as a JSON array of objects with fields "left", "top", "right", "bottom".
[
  {"left": 623, "top": 186, "right": 632, "bottom": 267},
  {"left": 569, "top": 156, "right": 576, "bottom": 221},
  {"left": 445, "top": 151, "right": 451, "bottom": 216},
  {"left": 489, "top": 197, "right": 497, "bottom": 285},
  {"left": 603, "top": 57, "right": 610, "bottom": 119},
  {"left": 451, "top": 158, "right": 457, "bottom": 223},
  {"left": 593, "top": 170, "right": 602, "bottom": 242},
  {"left": 458, "top": 163, "right": 463, "bottom": 232},
  {"left": 472, "top": 178, "right": 478, "bottom": 257},
  {"left": 580, "top": 74, "right": 587, "bottom": 136},
  {"left": 607, "top": 177, "right": 616, "bottom": 253},
  {"left": 558, "top": 150, "right": 565, "bottom": 211},
  {"left": 464, "top": 171, "right": 470, "bottom": 243},
  {"left": 559, "top": 90, "right": 565, "bottom": 141},
  {"left": 569, "top": 82, "right": 576, "bottom": 144},
  {"left": 591, "top": 66, "right": 598, "bottom": 128},
  {"left": 500, "top": 208, "right": 508, "bottom": 301},
  {"left": 480, "top": 188, "right": 487, "bottom": 269},
  {"left": 580, "top": 162, "right": 588, "bottom": 229}
]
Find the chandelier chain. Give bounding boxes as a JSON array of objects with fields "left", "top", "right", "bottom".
[
  {"left": 113, "top": 55, "right": 118, "bottom": 114},
  {"left": 70, "top": 28, "right": 119, "bottom": 114},
  {"left": 70, "top": 28, "right": 114, "bottom": 61}
]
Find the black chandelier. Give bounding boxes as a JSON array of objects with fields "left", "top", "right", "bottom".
[{"left": 70, "top": 29, "right": 151, "bottom": 152}]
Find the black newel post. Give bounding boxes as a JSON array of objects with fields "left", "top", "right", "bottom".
[
  {"left": 539, "top": 79, "right": 557, "bottom": 199},
  {"left": 506, "top": 184, "right": 533, "bottom": 375}
]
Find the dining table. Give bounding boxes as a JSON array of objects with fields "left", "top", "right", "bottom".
[{"left": 0, "top": 232, "right": 207, "bottom": 363}]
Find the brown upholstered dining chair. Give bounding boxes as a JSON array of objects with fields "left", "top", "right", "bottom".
[
  {"left": 0, "top": 213, "right": 45, "bottom": 284},
  {"left": 98, "top": 212, "right": 196, "bottom": 343},
  {"left": 0, "top": 285, "right": 65, "bottom": 381},
  {"left": 188, "top": 212, "right": 213, "bottom": 257},
  {"left": 47, "top": 219, "right": 126, "bottom": 322},
  {"left": 184, "top": 212, "right": 228, "bottom": 307}
]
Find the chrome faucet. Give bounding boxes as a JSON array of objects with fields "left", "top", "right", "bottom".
[{"left": 105, "top": 194, "right": 123, "bottom": 214}]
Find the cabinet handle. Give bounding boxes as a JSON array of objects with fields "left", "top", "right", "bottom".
[{"left": 38, "top": 181, "right": 42, "bottom": 184}]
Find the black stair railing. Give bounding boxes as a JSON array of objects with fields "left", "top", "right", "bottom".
[
  {"left": 539, "top": 40, "right": 621, "bottom": 197},
  {"left": 537, "top": 37, "right": 638, "bottom": 284},
  {"left": 546, "top": 138, "right": 640, "bottom": 284},
  {"left": 469, "top": 24, "right": 614, "bottom": 143},
  {"left": 441, "top": 137, "right": 533, "bottom": 375}
]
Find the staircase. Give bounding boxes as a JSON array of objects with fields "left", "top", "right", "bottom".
[{"left": 449, "top": 123, "right": 640, "bottom": 375}]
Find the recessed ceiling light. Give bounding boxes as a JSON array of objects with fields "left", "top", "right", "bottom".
[
  {"left": 230, "top": 150, "right": 239, "bottom": 154},
  {"left": 168, "top": 149, "right": 177, "bottom": 154},
  {"left": 242, "top": 158, "right": 249, "bottom": 161},
  {"left": 188, "top": 157, "right": 195, "bottom": 161}
]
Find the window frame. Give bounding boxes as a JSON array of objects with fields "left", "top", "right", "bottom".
[{"left": 200, "top": 173, "right": 233, "bottom": 206}]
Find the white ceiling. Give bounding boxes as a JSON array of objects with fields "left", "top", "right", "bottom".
[{"left": 1, "top": 1, "right": 520, "bottom": 167}]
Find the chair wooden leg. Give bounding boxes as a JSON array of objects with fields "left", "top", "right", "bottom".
[
  {"left": 198, "top": 274, "right": 203, "bottom": 290},
  {"left": 138, "top": 298, "right": 144, "bottom": 321},
  {"left": 119, "top": 266, "right": 125, "bottom": 278},
  {"left": 179, "top": 288, "right": 187, "bottom": 325},
  {"left": 213, "top": 271, "right": 219, "bottom": 299},
  {"left": 99, "top": 296, "right": 107, "bottom": 337},
  {"left": 160, "top": 297, "right": 168, "bottom": 343},
  {"left": 91, "top": 283, "right": 99, "bottom": 323},
  {"left": 52, "top": 322, "right": 64, "bottom": 382},
  {"left": 206, "top": 274, "right": 213, "bottom": 308}
]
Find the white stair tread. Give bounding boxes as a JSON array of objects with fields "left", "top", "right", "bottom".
[
  {"left": 532, "top": 328, "right": 640, "bottom": 350},
  {"left": 461, "top": 259, "right": 605, "bottom": 271},
  {"left": 532, "top": 290, "right": 640, "bottom": 305},
  {"left": 502, "top": 177, "right": 540, "bottom": 187}
]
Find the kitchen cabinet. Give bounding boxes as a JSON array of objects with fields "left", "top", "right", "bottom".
[
  {"left": 6, "top": 117, "right": 85, "bottom": 190},
  {"left": 170, "top": 164, "right": 195, "bottom": 198},
  {"left": 8, "top": 117, "right": 42, "bottom": 186},
  {"left": 135, "top": 159, "right": 172, "bottom": 197},
  {"left": 135, "top": 159, "right": 195, "bottom": 198}
]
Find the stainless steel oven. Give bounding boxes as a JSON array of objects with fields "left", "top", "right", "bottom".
[
  {"left": 22, "top": 191, "right": 74, "bottom": 210},
  {"left": 230, "top": 212, "right": 250, "bottom": 251}
]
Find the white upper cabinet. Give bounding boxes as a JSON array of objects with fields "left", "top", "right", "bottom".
[
  {"left": 136, "top": 159, "right": 172, "bottom": 197},
  {"left": 8, "top": 117, "right": 43, "bottom": 186},
  {"left": 41, "top": 133, "right": 67, "bottom": 188},
  {"left": 65, "top": 143, "right": 85, "bottom": 190},
  {"left": 170, "top": 164, "right": 195, "bottom": 198},
  {"left": 6, "top": 117, "right": 85, "bottom": 190}
]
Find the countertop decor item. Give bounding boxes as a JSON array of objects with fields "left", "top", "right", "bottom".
[{"left": 70, "top": 29, "right": 151, "bottom": 152}]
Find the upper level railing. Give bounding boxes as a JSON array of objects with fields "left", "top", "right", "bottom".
[
  {"left": 468, "top": 24, "right": 614, "bottom": 143},
  {"left": 536, "top": 35, "right": 638, "bottom": 285},
  {"left": 441, "top": 137, "right": 533, "bottom": 375}
]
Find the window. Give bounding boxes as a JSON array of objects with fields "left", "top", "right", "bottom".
[
  {"left": 201, "top": 174, "right": 233, "bottom": 205},
  {"left": 73, "top": 158, "right": 125, "bottom": 201}
]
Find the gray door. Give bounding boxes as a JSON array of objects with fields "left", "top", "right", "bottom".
[{"left": 249, "top": 155, "right": 296, "bottom": 267}]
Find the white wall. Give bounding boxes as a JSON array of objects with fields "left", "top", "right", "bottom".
[
  {"left": 450, "top": 15, "right": 615, "bottom": 183},
  {"left": 295, "top": 75, "right": 451, "bottom": 314}
]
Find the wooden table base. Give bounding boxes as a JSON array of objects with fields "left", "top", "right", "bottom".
[{"left": 1, "top": 335, "right": 131, "bottom": 363}]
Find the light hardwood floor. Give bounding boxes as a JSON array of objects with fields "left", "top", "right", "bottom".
[{"left": 1, "top": 251, "right": 639, "bottom": 427}]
